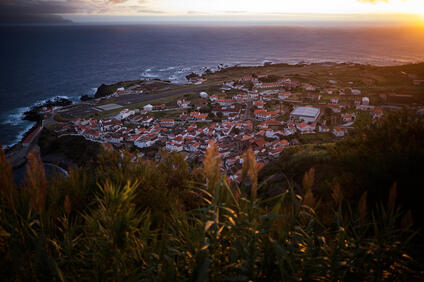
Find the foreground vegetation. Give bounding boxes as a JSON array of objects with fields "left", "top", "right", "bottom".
[{"left": 1, "top": 114, "right": 423, "bottom": 280}]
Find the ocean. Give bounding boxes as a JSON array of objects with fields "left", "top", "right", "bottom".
[{"left": 1, "top": 24, "right": 424, "bottom": 147}]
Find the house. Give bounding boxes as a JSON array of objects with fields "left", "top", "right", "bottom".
[
  {"left": 217, "top": 99, "right": 235, "bottom": 107},
  {"left": 258, "top": 82, "right": 283, "bottom": 89},
  {"left": 189, "top": 77, "right": 206, "bottom": 84},
  {"left": 187, "top": 142, "right": 200, "bottom": 152},
  {"left": 142, "top": 117, "right": 154, "bottom": 127},
  {"left": 84, "top": 129, "right": 100, "bottom": 140},
  {"left": 327, "top": 104, "right": 342, "bottom": 113},
  {"left": 330, "top": 97, "right": 339, "bottom": 104},
  {"left": 362, "top": 97, "right": 370, "bottom": 105},
  {"left": 265, "top": 129, "right": 278, "bottom": 138},
  {"left": 371, "top": 108, "right": 383, "bottom": 119},
  {"left": 199, "top": 92, "right": 209, "bottom": 99},
  {"left": 354, "top": 97, "right": 361, "bottom": 105},
  {"left": 177, "top": 99, "right": 190, "bottom": 109},
  {"left": 296, "top": 123, "right": 315, "bottom": 134},
  {"left": 194, "top": 113, "right": 208, "bottom": 121},
  {"left": 153, "top": 104, "right": 165, "bottom": 111},
  {"left": 290, "top": 106, "right": 320, "bottom": 123},
  {"left": 116, "top": 87, "right": 125, "bottom": 95},
  {"left": 166, "top": 141, "right": 183, "bottom": 152},
  {"left": 325, "top": 88, "right": 335, "bottom": 95},
  {"left": 105, "top": 133, "right": 123, "bottom": 143},
  {"left": 177, "top": 99, "right": 191, "bottom": 108},
  {"left": 240, "top": 75, "right": 253, "bottom": 81},
  {"left": 341, "top": 113, "right": 356, "bottom": 122},
  {"left": 278, "top": 91, "right": 292, "bottom": 100},
  {"left": 143, "top": 104, "right": 153, "bottom": 112},
  {"left": 160, "top": 118, "right": 175, "bottom": 127},
  {"left": 130, "top": 115, "right": 144, "bottom": 124},
  {"left": 248, "top": 91, "right": 259, "bottom": 99},
  {"left": 253, "top": 100, "right": 264, "bottom": 109},
  {"left": 268, "top": 146, "right": 284, "bottom": 158},
  {"left": 351, "top": 89, "right": 361, "bottom": 95},
  {"left": 134, "top": 133, "right": 158, "bottom": 148},
  {"left": 117, "top": 109, "right": 135, "bottom": 120},
  {"left": 254, "top": 110, "right": 273, "bottom": 121},
  {"left": 318, "top": 125, "right": 330, "bottom": 132},
  {"left": 303, "top": 84, "right": 316, "bottom": 91},
  {"left": 333, "top": 127, "right": 345, "bottom": 137}
]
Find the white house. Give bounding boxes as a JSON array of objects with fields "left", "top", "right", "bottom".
[
  {"left": 254, "top": 110, "right": 273, "bottom": 121},
  {"left": 351, "top": 89, "right": 361, "bottom": 95},
  {"left": 143, "top": 104, "right": 153, "bottom": 112},
  {"left": 253, "top": 100, "right": 264, "bottom": 109},
  {"left": 341, "top": 113, "right": 356, "bottom": 122},
  {"left": 117, "top": 109, "right": 135, "bottom": 120},
  {"left": 177, "top": 99, "right": 191, "bottom": 108},
  {"left": 296, "top": 123, "right": 315, "bottom": 134},
  {"left": 371, "top": 108, "right": 383, "bottom": 119},
  {"left": 333, "top": 127, "right": 345, "bottom": 137},
  {"left": 200, "top": 92, "right": 209, "bottom": 99},
  {"left": 330, "top": 97, "right": 339, "bottom": 104},
  {"left": 290, "top": 107, "right": 320, "bottom": 123},
  {"left": 160, "top": 118, "right": 175, "bottom": 127},
  {"left": 362, "top": 97, "right": 370, "bottom": 105},
  {"left": 134, "top": 134, "right": 157, "bottom": 148},
  {"left": 318, "top": 125, "right": 330, "bottom": 132},
  {"left": 116, "top": 87, "right": 125, "bottom": 95},
  {"left": 166, "top": 141, "right": 183, "bottom": 152},
  {"left": 278, "top": 91, "right": 292, "bottom": 100}
]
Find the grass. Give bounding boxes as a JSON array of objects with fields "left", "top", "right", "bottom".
[{"left": 0, "top": 141, "right": 421, "bottom": 280}]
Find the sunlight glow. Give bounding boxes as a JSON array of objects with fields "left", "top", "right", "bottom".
[{"left": 149, "top": 0, "right": 424, "bottom": 16}]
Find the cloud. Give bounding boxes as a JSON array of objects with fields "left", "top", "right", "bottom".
[
  {"left": 108, "top": 0, "right": 128, "bottom": 4},
  {"left": 137, "top": 9, "right": 164, "bottom": 14},
  {"left": 357, "top": 0, "right": 389, "bottom": 3}
]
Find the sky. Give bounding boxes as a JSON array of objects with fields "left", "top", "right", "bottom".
[{"left": 0, "top": 0, "right": 423, "bottom": 24}]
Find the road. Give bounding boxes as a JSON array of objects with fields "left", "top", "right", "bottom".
[
  {"left": 57, "top": 64, "right": 328, "bottom": 120},
  {"left": 113, "top": 84, "right": 214, "bottom": 106},
  {"left": 59, "top": 84, "right": 215, "bottom": 119}
]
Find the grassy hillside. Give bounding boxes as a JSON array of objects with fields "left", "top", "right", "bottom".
[{"left": 0, "top": 113, "right": 423, "bottom": 280}]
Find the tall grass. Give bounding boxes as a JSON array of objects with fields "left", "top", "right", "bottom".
[{"left": 0, "top": 145, "right": 421, "bottom": 281}]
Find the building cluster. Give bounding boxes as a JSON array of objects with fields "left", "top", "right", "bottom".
[{"left": 51, "top": 72, "right": 409, "bottom": 183}]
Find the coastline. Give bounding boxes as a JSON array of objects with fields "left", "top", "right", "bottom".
[{"left": 3, "top": 59, "right": 424, "bottom": 150}]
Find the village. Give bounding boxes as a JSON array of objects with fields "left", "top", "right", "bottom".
[{"left": 37, "top": 69, "right": 424, "bottom": 183}]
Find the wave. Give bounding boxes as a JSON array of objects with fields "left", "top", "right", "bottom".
[
  {"left": 1, "top": 106, "right": 31, "bottom": 126},
  {"left": 159, "top": 66, "right": 176, "bottom": 72},
  {"left": 1, "top": 121, "right": 36, "bottom": 149}
]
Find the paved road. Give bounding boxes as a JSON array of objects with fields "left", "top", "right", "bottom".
[
  {"left": 59, "top": 65, "right": 326, "bottom": 119},
  {"left": 114, "top": 84, "right": 214, "bottom": 106},
  {"left": 59, "top": 84, "right": 216, "bottom": 119}
]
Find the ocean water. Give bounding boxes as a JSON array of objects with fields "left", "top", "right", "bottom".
[{"left": 1, "top": 24, "right": 424, "bottom": 147}]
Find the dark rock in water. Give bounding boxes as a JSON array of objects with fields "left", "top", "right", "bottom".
[
  {"left": 80, "top": 95, "right": 92, "bottom": 101},
  {"left": 23, "top": 97, "right": 72, "bottom": 122},
  {"left": 95, "top": 83, "right": 119, "bottom": 98},
  {"left": 23, "top": 109, "right": 43, "bottom": 122},
  {"left": 186, "top": 72, "right": 199, "bottom": 80},
  {"left": 204, "top": 68, "right": 212, "bottom": 76}
]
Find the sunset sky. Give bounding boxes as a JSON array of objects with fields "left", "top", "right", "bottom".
[{"left": 1, "top": 0, "right": 423, "bottom": 24}]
